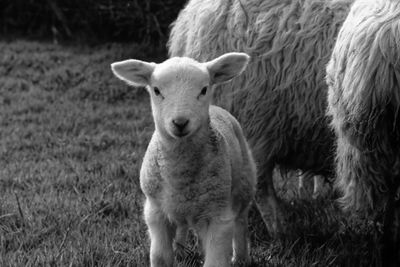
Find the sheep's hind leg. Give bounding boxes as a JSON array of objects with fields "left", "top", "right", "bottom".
[
  {"left": 144, "top": 199, "right": 175, "bottom": 267},
  {"left": 298, "top": 170, "right": 306, "bottom": 198},
  {"left": 382, "top": 185, "right": 400, "bottom": 267},
  {"left": 232, "top": 206, "right": 250, "bottom": 266},
  {"left": 312, "top": 175, "right": 322, "bottom": 199},
  {"left": 255, "top": 164, "right": 285, "bottom": 238}
]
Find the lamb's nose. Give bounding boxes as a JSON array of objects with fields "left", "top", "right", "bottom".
[{"left": 172, "top": 117, "right": 189, "bottom": 131}]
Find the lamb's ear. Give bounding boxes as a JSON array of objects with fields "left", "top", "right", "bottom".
[
  {"left": 206, "top": 53, "right": 250, "bottom": 85},
  {"left": 111, "top": 59, "right": 156, "bottom": 87}
]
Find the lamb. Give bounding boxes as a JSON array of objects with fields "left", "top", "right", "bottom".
[
  {"left": 326, "top": 0, "right": 400, "bottom": 264},
  {"left": 111, "top": 53, "right": 257, "bottom": 267},
  {"left": 168, "top": 0, "right": 353, "bottom": 236}
]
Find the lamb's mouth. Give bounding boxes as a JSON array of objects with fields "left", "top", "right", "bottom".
[
  {"left": 170, "top": 128, "right": 191, "bottom": 138},
  {"left": 173, "top": 131, "right": 189, "bottom": 138}
]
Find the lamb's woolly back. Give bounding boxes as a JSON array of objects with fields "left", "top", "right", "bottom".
[
  {"left": 169, "top": 0, "right": 353, "bottom": 177},
  {"left": 326, "top": 0, "right": 400, "bottom": 215}
]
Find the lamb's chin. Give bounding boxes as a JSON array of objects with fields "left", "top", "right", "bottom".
[{"left": 168, "top": 129, "right": 191, "bottom": 139}]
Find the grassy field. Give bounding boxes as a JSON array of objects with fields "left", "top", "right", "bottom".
[{"left": 0, "top": 41, "right": 380, "bottom": 266}]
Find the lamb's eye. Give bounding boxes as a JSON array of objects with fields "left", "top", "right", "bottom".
[
  {"left": 154, "top": 87, "right": 161, "bottom": 96},
  {"left": 200, "top": 86, "right": 208, "bottom": 96}
]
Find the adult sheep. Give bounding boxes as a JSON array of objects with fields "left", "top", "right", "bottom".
[
  {"left": 169, "top": 0, "right": 352, "bottom": 235},
  {"left": 326, "top": 0, "right": 400, "bottom": 264}
]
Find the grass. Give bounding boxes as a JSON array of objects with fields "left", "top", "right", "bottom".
[{"left": 0, "top": 40, "right": 380, "bottom": 266}]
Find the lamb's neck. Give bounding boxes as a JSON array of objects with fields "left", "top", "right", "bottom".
[
  {"left": 155, "top": 124, "right": 218, "bottom": 185},
  {"left": 157, "top": 126, "right": 210, "bottom": 159}
]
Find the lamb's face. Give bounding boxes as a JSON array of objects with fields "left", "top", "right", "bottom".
[
  {"left": 111, "top": 53, "right": 250, "bottom": 140},
  {"left": 149, "top": 58, "right": 212, "bottom": 138}
]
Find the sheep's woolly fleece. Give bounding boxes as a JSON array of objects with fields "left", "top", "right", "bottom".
[
  {"left": 327, "top": 0, "right": 400, "bottom": 215},
  {"left": 168, "top": 0, "right": 353, "bottom": 178}
]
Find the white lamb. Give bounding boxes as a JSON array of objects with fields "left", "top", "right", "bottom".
[{"left": 111, "top": 52, "right": 257, "bottom": 267}]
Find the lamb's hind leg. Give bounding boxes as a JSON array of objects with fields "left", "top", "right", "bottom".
[
  {"left": 173, "top": 224, "right": 189, "bottom": 261},
  {"left": 255, "top": 164, "right": 285, "bottom": 237},
  {"left": 232, "top": 206, "right": 250, "bottom": 266},
  {"left": 144, "top": 199, "right": 175, "bottom": 267}
]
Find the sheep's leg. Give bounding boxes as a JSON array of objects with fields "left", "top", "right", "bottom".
[
  {"left": 232, "top": 207, "right": 250, "bottom": 266},
  {"left": 144, "top": 199, "right": 175, "bottom": 267},
  {"left": 382, "top": 185, "right": 400, "bottom": 267},
  {"left": 200, "top": 216, "right": 234, "bottom": 267},
  {"left": 298, "top": 170, "right": 306, "bottom": 198},
  {"left": 255, "top": 165, "right": 285, "bottom": 237},
  {"left": 312, "top": 175, "right": 321, "bottom": 199}
]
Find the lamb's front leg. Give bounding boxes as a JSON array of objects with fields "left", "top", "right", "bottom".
[
  {"left": 199, "top": 215, "right": 234, "bottom": 267},
  {"left": 144, "top": 199, "right": 175, "bottom": 267},
  {"left": 232, "top": 206, "right": 250, "bottom": 266}
]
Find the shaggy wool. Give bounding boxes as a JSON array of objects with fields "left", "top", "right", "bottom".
[
  {"left": 327, "top": 0, "right": 400, "bottom": 216},
  {"left": 168, "top": 0, "right": 352, "bottom": 180}
]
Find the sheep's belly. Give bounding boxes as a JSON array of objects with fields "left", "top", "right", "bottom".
[{"left": 162, "top": 183, "right": 231, "bottom": 225}]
